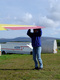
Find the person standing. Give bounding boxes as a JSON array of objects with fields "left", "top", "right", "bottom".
[{"left": 27, "top": 29, "right": 43, "bottom": 70}]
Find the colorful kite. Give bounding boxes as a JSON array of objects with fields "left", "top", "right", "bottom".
[{"left": 0, "top": 24, "right": 45, "bottom": 30}]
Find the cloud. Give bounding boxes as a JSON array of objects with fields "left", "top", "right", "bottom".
[
  {"left": 50, "top": 27, "right": 60, "bottom": 36},
  {"left": 47, "top": 3, "right": 60, "bottom": 21},
  {"left": 49, "top": 0, "right": 58, "bottom": 8},
  {"left": 35, "top": 0, "right": 60, "bottom": 28},
  {"left": 14, "top": 17, "right": 17, "bottom": 20},
  {"left": 48, "top": 12, "right": 60, "bottom": 21},
  {"left": 36, "top": 16, "right": 59, "bottom": 28},
  {"left": 0, "top": 15, "right": 11, "bottom": 21},
  {"left": 48, "top": 0, "right": 60, "bottom": 21},
  {"left": 22, "top": 13, "right": 33, "bottom": 23},
  {"left": 14, "top": 13, "right": 33, "bottom": 25},
  {"left": 0, "top": 13, "right": 33, "bottom": 24}
]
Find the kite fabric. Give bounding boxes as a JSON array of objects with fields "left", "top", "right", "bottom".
[{"left": 0, "top": 24, "right": 45, "bottom": 30}]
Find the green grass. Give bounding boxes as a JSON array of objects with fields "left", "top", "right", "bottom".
[{"left": 0, "top": 52, "right": 60, "bottom": 80}]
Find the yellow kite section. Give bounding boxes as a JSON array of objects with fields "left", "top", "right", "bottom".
[
  {"left": 0, "top": 24, "right": 7, "bottom": 30},
  {"left": 0, "top": 24, "right": 35, "bottom": 27}
]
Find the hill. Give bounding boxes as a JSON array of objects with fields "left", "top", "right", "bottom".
[{"left": 0, "top": 37, "right": 60, "bottom": 43}]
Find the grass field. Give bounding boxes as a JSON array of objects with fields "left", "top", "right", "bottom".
[{"left": 0, "top": 51, "right": 60, "bottom": 80}]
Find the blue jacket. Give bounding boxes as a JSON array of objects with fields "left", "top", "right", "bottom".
[{"left": 27, "top": 29, "right": 42, "bottom": 47}]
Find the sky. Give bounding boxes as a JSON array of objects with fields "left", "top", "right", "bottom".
[{"left": 0, "top": 0, "right": 60, "bottom": 39}]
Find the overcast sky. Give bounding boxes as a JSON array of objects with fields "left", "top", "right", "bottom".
[{"left": 0, "top": 0, "right": 60, "bottom": 38}]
